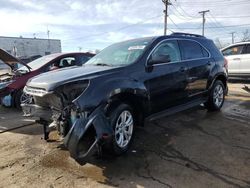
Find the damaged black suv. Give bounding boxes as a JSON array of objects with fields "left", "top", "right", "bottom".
[{"left": 23, "top": 33, "right": 228, "bottom": 163}]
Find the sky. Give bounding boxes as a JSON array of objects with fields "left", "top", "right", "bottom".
[{"left": 0, "top": 0, "right": 250, "bottom": 52}]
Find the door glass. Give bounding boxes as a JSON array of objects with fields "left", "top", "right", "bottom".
[
  {"left": 243, "top": 44, "right": 250, "bottom": 54},
  {"left": 152, "top": 40, "right": 181, "bottom": 63},
  {"left": 58, "top": 57, "right": 76, "bottom": 68},
  {"left": 222, "top": 45, "right": 244, "bottom": 56},
  {"left": 179, "top": 40, "right": 205, "bottom": 60}
]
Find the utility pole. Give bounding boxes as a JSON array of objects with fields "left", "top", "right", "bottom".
[
  {"left": 47, "top": 26, "right": 51, "bottom": 53},
  {"left": 162, "top": 0, "right": 171, "bottom": 35},
  {"left": 199, "top": 10, "right": 210, "bottom": 36},
  {"left": 229, "top": 32, "right": 236, "bottom": 44}
]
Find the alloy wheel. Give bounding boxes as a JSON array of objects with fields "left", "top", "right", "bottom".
[
  {"left": 114, "top": 110, "right": 134, "bottom": 148},
  {"left": 213, "top": 84, "right": 224, "bottom": 108}
]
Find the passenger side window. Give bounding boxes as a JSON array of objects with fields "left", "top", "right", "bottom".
[
  {"left": 179, "top": 40, "right": 207, "bottom": 60},
  {"left": 222, "top": 45, "right": 244, "bottom": 56},
  {"left": 59, "top": 57, "right": 76, "bottom": 67},
  {"left": 151, "top": 40, "right": 181, "bottom": 63}
]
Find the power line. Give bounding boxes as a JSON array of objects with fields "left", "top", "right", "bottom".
[
  {"left": 168, "top": 23, "right": 250, "bottom": 30},
  {"left": 179, "top": 0, "right": 249, "bottom": 5},
  {"left": 63, "top": 14, "right": 162, "bottom": 42},
  {"left": 168, "top": 16, "right": 181, "bottom": 30},
  {"left": 173, "top": 1, "right": 199, "bottom": 18}
]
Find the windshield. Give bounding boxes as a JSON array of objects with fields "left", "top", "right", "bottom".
[
  {"left": 18, "top": 54, "right": 58, "bottom": 71},
  {"left": 85, "top": 38, "right": 153, "bottom": 66}
]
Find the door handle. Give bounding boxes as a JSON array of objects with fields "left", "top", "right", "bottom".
[
  {"left": 179, "top": 67, "right": 188, "bottom": 72},
  {"left": 233, "top": 58, "right": 241, "bottom": 61}
]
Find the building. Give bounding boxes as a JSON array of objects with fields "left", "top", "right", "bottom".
[{"left": 0, "top": 36, "right": 61, "bottom": 58}]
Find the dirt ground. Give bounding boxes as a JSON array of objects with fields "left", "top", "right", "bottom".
[{"left": 0, "top": 81, "right": 250, "bottom": 188}]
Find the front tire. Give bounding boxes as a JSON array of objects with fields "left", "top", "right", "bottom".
[
  {"left": 109, "top": 103, "right": 135, "bottom": 155},
  {"left": 206, "top": 80, "right": 225, "bottom": 111}
]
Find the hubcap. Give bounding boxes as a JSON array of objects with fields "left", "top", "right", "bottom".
[
  {"left": 115, "top": 110, "right": 134, "bottom": 148},
  {"left": 20, "top": 92, "right": 33, "bottom": 105},
  {"left": 213, "top": 85, "right": 224, "bottom": 107}
]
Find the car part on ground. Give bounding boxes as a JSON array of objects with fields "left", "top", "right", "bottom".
[
  {"left": 23, "top": 33, "right": 228, "bottom": 164},
  {"left": 0, "top": 49, "right": 95, "bottom": 108}
]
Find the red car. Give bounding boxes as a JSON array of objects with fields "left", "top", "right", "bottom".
[{"left": 0, "top": 49, "right": 95, "bottom": 108}]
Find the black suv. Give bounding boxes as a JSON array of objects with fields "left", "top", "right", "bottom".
[{"left": 23, "top": 33, "right": 228, "bottom": 163}]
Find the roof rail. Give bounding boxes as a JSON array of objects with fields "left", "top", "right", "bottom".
[{"left": 170, "top": 32, "right": 206, "bottom": 38}]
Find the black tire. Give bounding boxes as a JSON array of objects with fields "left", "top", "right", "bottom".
[
  {"left": 109, "top": 103, "right": 135, "bottom": 155},
  {"left": 14, "top": 90, "right": 22, "bottom": 109},
  {"left": 205, "top": 80, "right": 225, "bottom": 111}
]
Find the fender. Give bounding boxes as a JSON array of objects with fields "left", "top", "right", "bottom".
[
  {"left": 64, "top": 104, "right": 113, "bottom": 161},
  {"left": 73, "top": 76, "right": 149, "bottom": 112}
]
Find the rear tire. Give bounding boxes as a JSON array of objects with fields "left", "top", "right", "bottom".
[
  {"left": 205, "top": 80, "right": 225, "bottom": 111},
  {"left": 109, "top": 103, "right": 135, "bottom": 155}
]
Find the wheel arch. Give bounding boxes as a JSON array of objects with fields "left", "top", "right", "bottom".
[
  {"left": 106, "top": 92, "right": 149, "bottom": 126},
  {"left": 208, "top": 73, "right": 227, "bottom": 91}
]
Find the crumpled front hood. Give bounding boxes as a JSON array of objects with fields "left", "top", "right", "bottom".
[{"left": 26, "top": 65, "right": 120, "bottom": 91}]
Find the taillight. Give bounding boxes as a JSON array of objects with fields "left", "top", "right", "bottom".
[{"left": 224, "top": 58, "right": 228, "bottom": 70}]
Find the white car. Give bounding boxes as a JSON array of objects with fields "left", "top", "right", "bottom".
[{"left": 221, "top": 42, "right": 250, "bottom": 78}]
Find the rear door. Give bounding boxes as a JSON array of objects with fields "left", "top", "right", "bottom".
[
  {"left": 178, "top": 39, "right": 212, "bottom": 97},
  {"left": 222, "top": 44, "right": 245, "bottom": 75},
  {"left": 240, "top": 44, "right": 250, "bottom": 75}
]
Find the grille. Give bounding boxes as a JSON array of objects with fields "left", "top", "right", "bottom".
[{"left": 24, "top": 86, "right": 49, "bottom": 97}]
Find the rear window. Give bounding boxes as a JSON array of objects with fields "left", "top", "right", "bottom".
[{"left": 179, "top": 40, "right": 208, "bottom": 60}]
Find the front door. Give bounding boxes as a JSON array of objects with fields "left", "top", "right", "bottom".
[
  {"left": 222, "top": 44, "right": 245, "bottom": 75},
  {"left": 144, "top": 40, "right": 189, "bottom": 113},
  {"left": 239, "top": 44, "right": 250, "bottom": 75}
]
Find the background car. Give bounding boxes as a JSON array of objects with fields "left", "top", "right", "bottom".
[
  {"left": 221, "top": 42, "right": 250, "bottom": 78},
  {"left": 0, "top": 60, "right": 12, "bottom": 76},
  {"left": 0, "top": 49, "right": 95, "bottom": 108}
]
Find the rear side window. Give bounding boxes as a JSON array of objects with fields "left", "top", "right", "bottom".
[
  {"left": 222, "top": 45, "right": 244, "bottom": 56},
  {"left": 243, "top": 44, "right": 250, "bottom": 54},
  {"left": 179, "top": 40, "right": 208, "bottom": 60}
]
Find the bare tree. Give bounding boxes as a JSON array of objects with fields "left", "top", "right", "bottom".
[
  {"left": 241, "top": 29, "right": 250, "bottom": 42},
  {"left": 214, "top": 38, "right": 222, "bottom": 49},
  {"left": 214, "top": 38, "right": 229, "bottom": 49}
]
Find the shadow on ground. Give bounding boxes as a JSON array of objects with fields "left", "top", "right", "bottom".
[{"left": 40, "top": 102, "right": 250, "bottom": 188}]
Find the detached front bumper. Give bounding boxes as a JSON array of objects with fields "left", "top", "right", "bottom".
[{"left": 64, "top": 106, "right": 113, "bottom": 163}]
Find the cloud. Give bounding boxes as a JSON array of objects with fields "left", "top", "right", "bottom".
[{"left": 0, "top": 0, "right": 249, "bottom": 51}]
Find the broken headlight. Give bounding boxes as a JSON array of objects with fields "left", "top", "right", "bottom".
[{"left": 58, "top": 80, "right": 89, "bottom": 102}]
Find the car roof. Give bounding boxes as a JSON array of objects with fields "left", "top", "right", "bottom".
[
  {"left": 221, "top": 41, "right": 250, "bottom": 51},
  {"left": 45, "top": 52, "right": 95, "bottom": 58},
  {"left": 117, "top": 33, "right": 209, "bottom": 46}
]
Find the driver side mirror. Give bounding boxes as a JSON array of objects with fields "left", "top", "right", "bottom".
[{"left": 147, "top": 54, "right": 171, "bottom": 66}]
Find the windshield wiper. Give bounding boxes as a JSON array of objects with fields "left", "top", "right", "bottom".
[{"left": 95, "top": 63, "right": 111, "bottom": 66}]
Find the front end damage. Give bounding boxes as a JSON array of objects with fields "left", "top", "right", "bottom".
[{"left": 22, "top": 82, "right": 113, "bottom": 163}]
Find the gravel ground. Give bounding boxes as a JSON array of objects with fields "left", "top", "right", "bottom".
[{"left": 0, "top": 82, "right": 249, "bottom": 188}]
